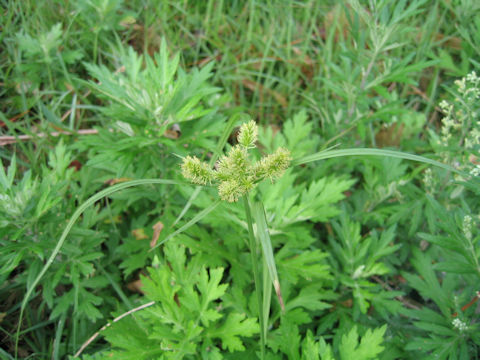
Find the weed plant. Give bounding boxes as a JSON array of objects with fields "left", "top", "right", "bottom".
[{"left": 1, "top": 1, "right": 480, "bottom": 359}]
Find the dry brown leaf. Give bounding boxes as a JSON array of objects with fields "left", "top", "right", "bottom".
[
  {"left": 375, "top": 123, "right": 404, "bottom": 148},
  {"left": 104, "top": 177, "right": 133, "bottom": 185},
  {"left": 1, "top": 109, "right": 30, "bottom": 128},
  {"left": 126, "top": 279, "right": 144, "bottom": 294},
  {"left": 322, "top": 4, "right": 352, "bottom": 43},
  {"left": 151, "top": 221, "right": 164, "bottom": 248},
  {"left": 132, "top": 228, "right": 148, "bottom": 241},
  {"left": 273, "top": 279, "right": 285, "bottom": 312},
  {"left": 242, "top": 79, "right": 287, "bottom": 108},
  {"left": 469, "top": 154, "right": 479, "bottom": 165},
  {"left": 164, "top": 124, "right": 181, "bottom": 139},
  {"left": 433, "top": 33, "right": 462, "bottom": 50}
]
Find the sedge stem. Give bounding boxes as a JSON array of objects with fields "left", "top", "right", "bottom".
[{"left": 243, "top": 195, "right": 265, "bottom": 359}]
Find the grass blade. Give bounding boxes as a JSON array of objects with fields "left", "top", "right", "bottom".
[
  {"left": 0, "top": 348, "right": 14, "bottom": 360},
  {"left": 151, "top": 199, "right": 222, "bottom": 251},
  {"left": 243, "top": 195, "right": 265, "bottom": 360},
  {"left": 52, "top": 313, "right": 66, "bottom": 360},
  {"left": 15, "top": 178, "right": 184, "bottom": 358},
  {"left": 253, "top": 201, "right": 284, "bottom": 312},
  {"left": 292, "top": 148, "right": 467, "bottom": 177},
  {"left": 262, "top": 257, "right": 272, "bottom": 342},
  {"left": 172, "top": 186, "right": 202, "bottom": 227}
]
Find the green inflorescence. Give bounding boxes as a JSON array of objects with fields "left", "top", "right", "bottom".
[{"left": 181, "top": 120, "right": 291, "bottom": 202}]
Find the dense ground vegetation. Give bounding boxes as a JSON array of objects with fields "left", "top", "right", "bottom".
[{"left": 1, "top": 0, "right": 480, "bottom": 359}]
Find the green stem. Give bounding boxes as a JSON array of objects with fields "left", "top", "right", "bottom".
[
  {"left": 243, "top": 195, "right": 265, "bottom": 360},
  {"left": 93, "top": 30, "right": 99, "bottom": 64},
  {"left": 47, "top": 64, "right": 54, "bottom": 90}
]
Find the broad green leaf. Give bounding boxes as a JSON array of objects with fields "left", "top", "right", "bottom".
[
  {"left": 285, "top": 285, "right": 332, "bottom": 312},
  {"left": 301, "top": 330, "right": 320, "bottom": 360},
  {"left": 339, "top": 325, "right": 387, "bottom": 360},
  {"left": 209, "top": 313, "right": 259, "bottom": 352}
]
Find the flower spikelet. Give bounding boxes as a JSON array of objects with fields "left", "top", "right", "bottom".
[
  {"left": 181, "top": 120, "right": 291, "bottom": 202},
  {"left": 237, "top": 120, "right": 258, "bottom": 149},
  {"left": 216, "top": 145, "right": 248, "bottom": 180},
  {"left": 218, "top": 179, "right": 244, "bottom": 202},
  {"left": 181, "top": 156, "right": 214, "bottom": 185},
  {"left": 253, "top": 147, "right": 291, "bottom": 181}
]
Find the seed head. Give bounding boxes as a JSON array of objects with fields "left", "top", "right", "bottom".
[
  {"left": 237, "top": 120, "right": 258, "bottom": 149},
  {"left": 181, "top": 156, "right": 214, "bottom": 185},
  {"left": 216, "top": 145, "right": 248, "bottom": 180},
  {"left": 181, "top": 121, "right": 291, "bottom": 202},
  {"left": 218, "top": 179, "right": 244, "bottom": 202},
  {"left": 253, "top": 147, "right": 291, "bottom": 181}
]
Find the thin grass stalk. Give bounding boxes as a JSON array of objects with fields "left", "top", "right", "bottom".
[
  {"left": 150, "top": 199, "right": 221, "bottom": 251},
  {"left": 52, "top": 313, "right": 66, "bottom": 360},
  {"left": 243, "top": 195, "right": 265, "bottom": 360},
  {"left": 262, "top": 258, "right": 272, "bottom": 342},
  {"left": 292, "top": 148, "right": 469, "bottom": 178}
]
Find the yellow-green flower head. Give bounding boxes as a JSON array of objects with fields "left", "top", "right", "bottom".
[
  {"left": 216, "top": 145, "right": 248, "bottom": 180},
  {"left": 237, "top": 120, "right": 258, "bottom": 149},
  {"left": 181, "top": 156, "right": 214, "bottom": 185},
  {"left": 253, "top": 147, "right": 291, "bottom": 181},
  {"left": 218, "top": 179, "right": 244, "bottom": 202},
  {"left": 181, "top": 120, "right": 291, "bottom": 202}
]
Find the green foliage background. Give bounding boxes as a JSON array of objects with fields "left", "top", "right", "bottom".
[{"left": 1, "top": 0, "right": 480, "bottom": 359}]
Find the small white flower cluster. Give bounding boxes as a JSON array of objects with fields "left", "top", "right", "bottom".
[
  {"left": 422, "top": 168, "right": 436, "bottom": 194},
  {"left": 435, "top": 71, "right": 480, "bottom": 179},
  {"left": 438, "top": 71, "right": 480, "bottom": 148},
  {"left": 438, "top": 99, "right": 457, "bottom": 147},
  {"left": 463, "top": 215, "right": 473, "bottom": 241},
  {"left": 439, "top": 99, "right": 453, "bottom": 112},
  {"left": 470, "top": 165, "right": 480, "bottom": 177},
  {"left": 456, "top": 71, "right": 480, "bottom": 100},
  {"left": 465, "top": 128, "right": 480, "bottom": 149},
  {"left": 452, "top": 318, "right": 468, "bottom": 332}
]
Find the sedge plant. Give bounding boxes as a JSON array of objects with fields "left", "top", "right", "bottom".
[
  {"left": 14, "top": 118, "right": 476, "bottom": 359},
  {"left": 182, "top": 120, "right": 291, "bottom": 359}
]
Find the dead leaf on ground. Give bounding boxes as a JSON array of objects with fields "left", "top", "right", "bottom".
[
  {"left": 242, "top": 79, "right": 287, "bottom": 108},
  {"left": 375, "top": 122, "right": 404, "bottom": 148},
  {"left": 151, "top": 221, "right": 164, "bottom": 248},
  {"left": 164, "top": 123, "right": 181, "bottom": 139},
  {"left": 126, "top": 279, "right": 144, "bottom": 294},
  {"left": 292, "top": 46, "right": 315, "bottom": 80},
  {"left": 341, "top": 298, "right": 353, "bottom": 308},
  {"left": 68, "top": 160, "right": 82, "bottom": 171},
  {"left": 132, "top": 228, "right": 148, "bottom": 240},
  {"left": 1, "top": 109, "right": 30, "bottom": 127}
]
